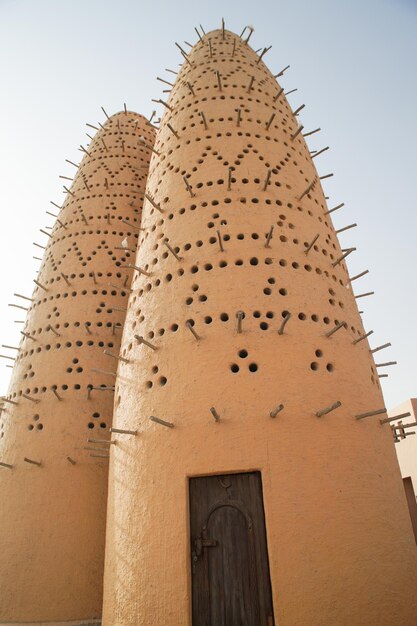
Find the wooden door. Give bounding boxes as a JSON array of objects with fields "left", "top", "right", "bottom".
[{"left": 189, "top": 471, "right": 275, "bottom": 626}]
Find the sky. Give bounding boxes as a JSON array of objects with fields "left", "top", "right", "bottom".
[{"left": 0, "top": 0, "right": 416, "bottom": 409}]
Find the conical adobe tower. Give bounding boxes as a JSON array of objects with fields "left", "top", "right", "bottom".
[
  {"left": 102, "top": 29, "right": 417, "bottom": 626},
  {"left": 0, "top": 111, "right": 154, "bottom": 623}
]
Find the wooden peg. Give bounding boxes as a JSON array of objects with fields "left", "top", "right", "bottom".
[
  {"left": 90, "top": 453, "right": 110, "bottom": 459},
  {"left": 183, "top": 176, "right": 195, "bottom": 197},
  {"left": 90, "top": 271, "right": 97, "bottom": 285},
  {"left": 325, "top": 203, "right": 344, "bottom": 215},
  {"left": 120, "top": 218, "right": 144, "bottom": 230},
  {"left": 33, "top": 256, "right": 42, "bottom": 261},
  {"left": 157, "top": 76, "right": 174, "bottom": 87},
  {"left": 208, "top": 38, "right": 213, "bottom": 57},
  {"left": 263, "top": 169, "right": 272, "bottom": 191},
  {"left": 298, "top": 180, "right": 316, "bottom": 200},
  {"left": 86, "top": 122, "right": 99, "bottom": 131},
  {"left": 380, "top": 412, "right": 411, "bottom": 425},
  {"left": 277, "top": 312, "right": 291, "bottom": 335},
  {"left": 266, "top": 113, "right": 275, "bottom": 130},
  {"left": 199, "top": 111, "right": 208, "bottom": 129},
  {"left": 20, "top": 331, "right": 36, "bottom": 341},
  {"left": 164, "top": 241, "right": 182, "bottom": 261},
  {"left": 0, "top": 461, "right": 13, "bottom": 469},
  {"left": 59, "top": 175, "right": 73, "bottom": 182},
  {"left": 270, "top": 404, "right": 284, "bottom": 418},
  {"left": 2, "top": 344, "right": 19, "bottom": 351},
  {"left": 88, "top": 438, "right": 115, "bottom": 445},
  {"left": 285, "top": 88, "right": 297, "bottom": 96},
  {"left": 257, "top": 46, "right": 271, "bottom": 64},
  {"left": 210, "top": 407, "right": 220, "bottom": 421},
  {"left": 134, "top": 335, "right": 157, "bottom": 351},
  {"left": 247, "top": 76, "right": 255, "bottom": 93},
  {"left": 33, "top": 242, "right": 46, "bottom": 250},
  {"left": 293, "top": 104, "right": 305, "bottom": 116},
  {"left": 375, "top": 361, "right": 397, "bottom": 368},
  {"left": 24, "top": 457, "right": 42, "bottom": 467},
  {"left": 33, "top": 279, "right": 48, "bottom": 291},
  {"left": 232, "top": 39, "right": 236, "bottom": 57},
  {"left": 228, "top": 167, "right": 233, "bottom": 191},
  {"left": 245, "top": 27, "right": 254, "bottom": 43},
  {"left": 319, "top": 173, "right": 333, "bottom": 181},
  {"left": 312, "top": 147, "right": 329, "bottom": 159},
  {"left": 101, "top": 106, "right": 109, "bottom": 119},
  {"left": 273, "top": 87, "right": 284, "bottom": 102},
  {"left": 175, "top": 42, "right": 189, "bottom": 57},
  {"left": 139, "top": 136, "right": 160, "bottom": 156},
  {"left": 336, "top": 223, "right": 357, "bottom": 234},
  {"left": 275, "top": 65, "right": 290, "bottom": 78},
  {"left": 0, "top": 397, "right": 18, "bottom": 405},
  {"left": 221, "top": 17, "right": 225, "bottom": 40},
  {"left": 51, "top": 387, "right": 62, "bottom": 401},
  {"left": 149, "top": 415, "right": 174, "bottom": 429},
  {"left": 50, "top": 200, "right": 62, "bottom": 210},
  {"left": 332, "top": 248, "right": 356, "bottom": 267},
  {"left": 239, "top": 26, "right": 248, "bottom": 38},
  {"left": 370, "top": 342, "right": 391, "bottom": 354},
  {"left": 8, "top": 303, "right": 29, "bottom": 311},
  {"left": 79, "top": 145, "right": 91, "bottom": 158},
  {"left": 167, "top": 123, "right": 179, "bottom": 139},
  {"left": 216, "top": 70, "right": 222, "bottom": 91},
  {"left": 347, "top": 270, "right": 369, "bottom": 284},
  {"left": 65, "top": 159, "right": 79, "bottom": 168},
  {"left": 92, "top": 368, "right": 116, "bottom": 377},
  {"left": 355, "top": 408, "right": 387, "bottom": 420},
  {"left": 304, "top": 233, "right": 319, "bottom": 254},
  {"left": 103, "top": 350, "right": 130, "bottom": 363},
  {"left": 194, "top": 27, "right": 203, "bottom": 42},
  {"left": 316, "top": 401, "right": 342, "bottom": 418},
  {"left": 326, "top": 321, "right": 347, "bottom": 337},
  {"left": 236, "top": 311, "right": 244, "bottom": 334},
  {"left": 81, "top": 212, "right": 89, "bottom": 224},
  {"left": 110, "top": 427, "right": 137, "bottom": 435},
  {"left": 121, "top": 264, "right": 151, "bottom": 277},
  {"left": 353, "top": 330, "right": 373, "bottom": 345},
  {"left": 0, "top": 354, "right": 15, "bottom": 361},
  {"left": 47, "top": 324, "right": 61, "bottom": 336},
  {"left": 112, "top": 306, "right": 127, "bottom": 313},
  {"left": 67, "top": 457, "right": 76, "bottom": 465},
  {"left": 186, "top": 322, "right": 200, "bottom": 341},
  {"left": 261, "top": 225, "right": 274, "bottom": 249},
  {"left": 22, "top": 394, "right": 40, "bottom": 403},
  {"left": 216, "top": 230, "right": 224, "bottom": 252},
  {"left": 187, "top": 82, "right": 195, "bottom": 96},
  {"left": 355, "top": 291, "right": 374, "bottom": 299},
  {"left": 84, "top": 322, "right": 92, "bottom": 335}
]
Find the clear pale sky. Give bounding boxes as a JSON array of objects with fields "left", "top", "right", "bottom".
[{"left": 0, "top": 0, "right": 416, "bottom": 409}]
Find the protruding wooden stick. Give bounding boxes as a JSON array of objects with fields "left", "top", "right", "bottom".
[
  {"left": 291, "top": 125, "right": 304, "bottom": 140},
  {"left": 194, "top": 27, "right": 203, "bottom": 42},
  {"left": 112, "top": 306, "right": 127, "bottom": 313},
  {"left": 101, "top": 106, "right": 109, "bottom": 119},
  {"left": 347, "top": 270, "right": 369, "bottom": 283},
  {"left": 81, "top": 212, "right": 89, "bottom": 224},
  {"left": 88, "top": 438, "right": 116, "bottom": 445},
  {"left": 51, "top": 387, "right": 62, "bottom": 401},
  {"left": 375, "top": 361, "right": 397, "bottom": 368},
  {"left": 65, "top": 159, "right": 79, "bottom": 168},
  {"left": 175, "top": 41, "right": 189, "bottom": 57},
  {"left": 104, "top": 350, "right": 130, "bottom": 363},
  {"left": 33, "top": 242, "right": 46, "bottom": 250},
  {"left": 355, "top": 291, "right": 374, "bottom": 299},
  {"left": 199, "top": 111, "right": 208, "bottom": 129},
  {"left": 0, "top": 354, "right": 15, "bottom": 361},
  {"left": 21, "top": 331, "right": 36, "bottom": 341},
  {"left": 78, "top": 145, "right": 91, "bottom": 158},
  {"left": 247, "top": 76, "right": 255, "bottom": 92},
  {"left": 277, "top": 312, "right": 291, "bottom": 335},
  {"left": 263, "top": 169, "right": 271, "bottom": 191},
  {"left": 67, "top": 457, "right": 76, "bottom": 465},
  {"left": 228, "top": 167, "right": 233, "bottom": 191},
  {"left": 157, "top": 76, "right": 174, "bottom": 87},
  {"left": 139, "top": 136, "right": 160, "bottom": 155},
  {"left": 312, "top": 146, "right": 329, "bottom": 159},
  {"left": 293, "top": 104, "right": 305, "bottom": 116},
  {"left": 33, "top": 279, "right": 48, "bottom": 291},
  {"left": 353, "top": 330, "right": 373, "bottom": 345},
  {"left": 320, "top": 173, "right": 333, "bottom": 181},
  {"left": 370, "top": 342, "right": 391, "bottom": 354},
  {"left": 298, "top": 179, "right": 316, "bottom": 200},
  {"left": 24, "top": 457, "right": 42, "bottom": 467},
  {"left": 22, "top": 394, "right": 40, "bottom": 403},
  {"left": 285, "top": 88, "right": 297, "bottom": 96},
  {"left": 167, "top": 123, "right": 179, "bottom": 139},
  {"left": 265, "top": 225, "right": 274, "bottom": 248},
  {"left": 215, "top": 70, "right": 222, "bottom": 90},
  {"left": 0, "top": 461, "right": 13, "bottom": 469},
  {"left": 326, "top": 321, "right": 347, "bottom": 337},
  {"left": 380, "top": 412, "right": 412, "bottom": 425},
  {"left": 273, "top": 87, "right": 284, "bottom": 102},
  {"left": 336, "top": 223, "right": 357, "bottom": 234},
  {"left": 121, "top": 264, "right": 151, "bottom": 277},
  {"left": 92, "top": 368, "right": 116, "bottom": 377},
  {"left": 210, "top": 407, "right": 221, "bottom": 421},
  {"left": 332, "top": 248, "right": 356, "bottom": 267},
  {"left": 232, "top": 39, "right": 236, "bottom": 57},
  {"left": 164, "top": 241, "right": 182, "bottom": 261},
  {"left": 266, "top": 113, "right": 275, "bottom": 130},
  {"left": 134, "top": 335, "right": 157, "bottom": 351},
  {"left": 275, "top": 64, "right": 290, "bottom": 77},
  {"left": 316, "top": 401, "right": 342, "bottom": 418},
  {"left": 270, "top": 404, "right": 284, "bottom": 418},
  {"left": 216, "top": 230, "right": 224, "bottom": 252},
  {"left": 145, "top": 193, "right": 163, "bottom": 213},
  {"left": 236, "top": 311, "right": 244, "bottom": 334},
  {"left": 47, "top": 324, "right": 61, "bottom": 336},
  {"left": 8, "top": 303, "right": 29, "bottom": 311},
  {"left": 110, "top": 427, "right": 137, "bottom": 435},
  {"left": 186, "top": 322, "right": 200, "bottom": 341},
  {"left": 84, "top": 322, "right": 92, "bottom": 335},
  {"left": 304, "top": 233, "right": 319, "bottom": 254},
  {"left": 120, "top": 218, "right": 144, "bottom": 230},
  {"left": 14, "top": 293, "right": 33, "bottom": 302},
  {"left": 0, "top": 397, "right": 18, "bottom": 405},
  {"left": 245, "top": 26, "right": 254, "bottom": 43},
  {"left": 149, "top": 415, "right": 174, "bottom": 429},
  {"left": 183, "top": 176, "right": 195, "bottom": 197},
  {"left": 355, "top": 408, "right": 386, "bottom": 420},
  {"left": 90, "top": 453, "right": 110, "bottom": 459}
]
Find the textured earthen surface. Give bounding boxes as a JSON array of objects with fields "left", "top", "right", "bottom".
[
  {"left": 102, "top": 30, "right": 417, "bottom": 625},
  {"left": 0, "top": 112, "right": 154, "bottom": 622}
]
